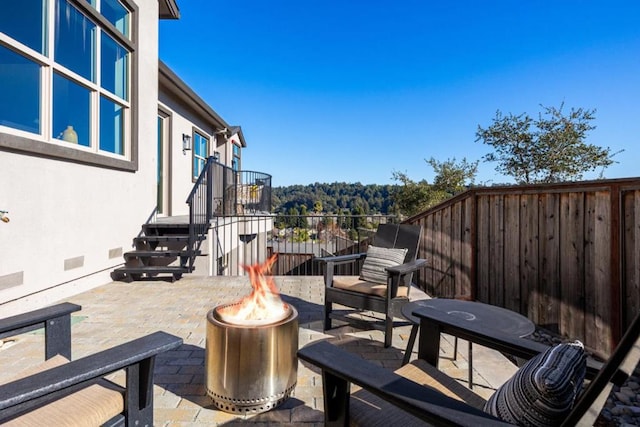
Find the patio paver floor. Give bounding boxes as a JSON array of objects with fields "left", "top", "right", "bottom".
[{"left": 0, "top": 276, "right": 518, "bottom": 426}]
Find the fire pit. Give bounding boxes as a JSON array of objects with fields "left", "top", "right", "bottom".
[{"left": 205, "top": 254, "right": 298, "bottom": 414}]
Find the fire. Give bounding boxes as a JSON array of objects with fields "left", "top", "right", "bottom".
[{"left": 217, "top": 254, "right": 289, "bottom": 325}]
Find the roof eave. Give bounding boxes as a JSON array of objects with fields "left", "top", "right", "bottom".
[{"left": 159, "top": 0, "right": 180, "bottom": 19}]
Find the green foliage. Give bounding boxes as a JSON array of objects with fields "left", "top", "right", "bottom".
[
  {"left": 427, "top": 157, "right": 479, "bottom": 194},
  {"left": 272, "top": 182, "right": 398, "bottom": 214},
  {"left": 476, "top": 104, "right": 620, "bottom": 184},
  {"left": 391, "top": 157, "right": 478, "bottom": 217}
]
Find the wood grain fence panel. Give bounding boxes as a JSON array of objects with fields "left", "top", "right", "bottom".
[
  {"left": 504, "top": 195, "right": 521, "bottom": 313},
  {"left": 461, "top": 197, "right": 474, "bottom": 298},
  {"left": 451, "top": 201, "right": 463, "bottom": 297},
  {"left": 423, "top": 214, "right": 436, "bottom": 294},
  {"left": 623, "top": 190, "right": 640, "bottom": 327},
  {"left": 559, "top": 192, "right": 586, "bottom": 341},
  {"left": 404, "top": 178, "right": 640, "bottom": 357},
  {"left": 442, "top": 206, "right": 454, "bottom": 297},
  {"left": 539, "top": 193, "right": 560, "bottom": 332},
  {"left": 433, "top": 210, "right": 445, "bottom": 295},
  {"left": 583, "top": 192, "right": 598, "bottom": 350},
  {"left": 594, "top": 191, "right": 613, "bottom": 354},
  {"left": 520, "top": 194, "right": 540, "bottom": 320},
  {"left": 489, "top": 195, "right": 505, "bottom": 306},
  {"left": 476, "top": 195, "right": 491, "bottom": 303}
]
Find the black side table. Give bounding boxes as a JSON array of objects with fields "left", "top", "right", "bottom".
[{"left": 401, "top": 299, "right": 535, "bottom": 389}]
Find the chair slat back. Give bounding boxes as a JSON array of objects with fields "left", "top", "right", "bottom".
[
  {"left": 371, "top": 224, "right": 423, "bottom": 290},
  {"left": 372, "top": 224, "right": 422, "bottom": 264},
  {"left": 564, "top": 310, "right": 640, "bottom": 426}
]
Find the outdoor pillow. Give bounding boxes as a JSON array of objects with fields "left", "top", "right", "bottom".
[
  {"left": 484, "top": 340, "right": 587, "bottom": 427},
  {"left": 359, "top": 245, "right": 408, "bottom": 285}
]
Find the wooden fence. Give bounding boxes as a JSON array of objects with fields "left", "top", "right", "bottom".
[{"left": 406, "top": 177, "right": 640, "bottom": 358}]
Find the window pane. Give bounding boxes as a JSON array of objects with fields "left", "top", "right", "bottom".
[
  {"left": 101, "top": 32, "right": 128, "bottom": 100},
  {"left": 99, "top": 96, "right": 124, "bottom": 154},
  {"left": 53, "top": 72, "right": 90, "bottom": 146},
  {"left": 55, "top": 0, "right": 96, "bottom": 81},
  {"left": 0, "top": 46, "right": 41, "bottom": 133},
  {"left": 0, "top": 0, "right": 47, "bottom": 54},
  {"left": 101, "top": 0, "right": 129, "bottom": 36},
  {"left": 193, "top": 132, "right": 208, "bottom": 179}
]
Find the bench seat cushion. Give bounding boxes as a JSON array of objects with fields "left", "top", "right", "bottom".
[
  {"left": 332, "top": 276, "right": 409, "bottom": 298},
  {"left": 3, "top": 355, "right": 125, "bottom": 427}
]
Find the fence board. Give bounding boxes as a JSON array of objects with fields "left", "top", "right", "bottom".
[
  {"left": 442, "top": 206, "right": 453, "bottom": 296},
  {"left": 503, "top": 195, "right": 521, "bottom": 313},
  {"left": 477, "top": 196, "right": 491, "bottom": 302},
  {"left": 451, "top": 202, "right": 463, "bottom": 297},
  {"left": 560, "top": 192, "right": 585, "bottom": 341},
  {"left": 489, "top": 195, "right": 505, "bottom": 306},
  {"left": 539, "top": 193, "right": 560, "bottom": 332},
  {"left": 461, "top": 197, "right": 474, "bottom": 298},
  {"left": 623, "top": 191, "right": 640, "bottom": 327},
  {"left": 594, "top": 191, "right": 613, "bottom": 354},
  {"left": 520, "top": 194, "right": 540, "bottom": 320}
]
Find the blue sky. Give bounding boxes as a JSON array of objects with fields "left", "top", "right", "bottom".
[{"left": 159, "top": 1, "right": 640, "bottom": 187}]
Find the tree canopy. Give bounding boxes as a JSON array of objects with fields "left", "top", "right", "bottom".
[
  {"left": 476, "top": 104, "right": 619, "bottom": 184},
  {"left": 391, "top": 157, "right": 478, "bottom": 217}
]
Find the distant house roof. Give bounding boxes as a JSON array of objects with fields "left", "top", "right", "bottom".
[
  {"left": 159, "top": 0, "right": 180, "bottom": 19},
  {"left": 159, "top": 60, "right": 230, "bottom": 131}
]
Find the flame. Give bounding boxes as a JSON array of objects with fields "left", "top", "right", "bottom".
[{"left": 217, "top": 254, "right": 288, "bottom": 325}]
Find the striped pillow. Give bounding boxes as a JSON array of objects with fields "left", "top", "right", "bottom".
[
  {"left": 359, "top": 245, "right": 408, "bottom": 285},
  {"left": 484, "top": 341, "right": 586, "bottom": 426}
]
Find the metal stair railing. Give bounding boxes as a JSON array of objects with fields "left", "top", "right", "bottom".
[{"left": 185, "top": 156, "right": 216, "bottom": 271}]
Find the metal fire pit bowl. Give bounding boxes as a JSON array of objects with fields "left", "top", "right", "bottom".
[{"left": 205, "top": 303, "right": 298, "bottom": 414}]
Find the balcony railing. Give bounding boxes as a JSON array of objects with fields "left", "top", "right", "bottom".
[
  {"left": 210, "top": 214, "right": 399, "bottom": 276},
  {"left": 210, "top": 160, "right": 272, "bottom": 216}
]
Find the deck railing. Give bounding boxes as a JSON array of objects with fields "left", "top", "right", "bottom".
[
  {"left": 211, "top": 214, "right": 398, "bottom": 276},
  {"left": 186, "top": 157, "right": 273, "bottom": 270}
]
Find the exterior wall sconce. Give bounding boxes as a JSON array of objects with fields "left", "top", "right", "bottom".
[
  {"left": 213, "top": 151, "right": 220, "bottom": 162},
  {"left": 182, "top": 133, "right": 192, "bottom": 154}
]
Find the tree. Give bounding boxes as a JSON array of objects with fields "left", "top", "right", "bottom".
[
  {"left": 391, "top": 157, "right": 478, "bottom": 217},
  {"left": 426, "top": 157, "right": 479, "bottom": 194},
  {"left": 476, "top": 104, "right": 620, "bottom": 184}
]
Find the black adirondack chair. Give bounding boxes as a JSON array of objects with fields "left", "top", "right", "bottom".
[
  {"left": 0, "top": 303, "right": 182, "bottom": 426},
  {"left": 298, "top": 307, "right": 640, "bottom": 426},
  {"left": 317, "top": 223, "right": 427, "bottom": 347}
]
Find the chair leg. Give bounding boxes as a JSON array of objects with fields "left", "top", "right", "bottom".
[
  {"left": 324, "top": 300, "right": 332, "bottom": 331},
  {"left": 384, "top": 313, "right": 393, "bottom": 348}
]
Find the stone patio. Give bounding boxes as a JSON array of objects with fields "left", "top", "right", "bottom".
[{"left": 0, "top": 276, "right": 519, "bottom": 426}]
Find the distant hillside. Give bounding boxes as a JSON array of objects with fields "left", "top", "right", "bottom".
[{"left": 272, "top": 182, "right": 399, "bottom": 214}]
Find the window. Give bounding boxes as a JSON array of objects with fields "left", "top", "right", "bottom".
[
  {"left": 0, "top": 0, "right": 135, "bottom": 167},
  {"left": 193, "top": 131, "right": 209, "bottom": 180},
  {"left": 232, "top": 143, "right": 240, "bottom": 171}
]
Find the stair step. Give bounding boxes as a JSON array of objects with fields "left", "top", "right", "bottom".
[
  {"left": 143, "top": 223, "right": 190, "bottom": 235},
  {"left": 135, "top": 234, "right": 190, "bottom": 243},
  {"left": 124, "top": 250, "right": 191, "bottom": 259},
  {"left": 114, "top": 266, "right": 189, "bottom": 274}
]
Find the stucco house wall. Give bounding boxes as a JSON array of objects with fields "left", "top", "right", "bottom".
[{"left": 0, "top": 0, "right": 162, "bottom": 316}]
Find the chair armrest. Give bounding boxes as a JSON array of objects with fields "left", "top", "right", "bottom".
[
  {"left": 413, "top": 307, "right": 602, "bottom": 379},
  {"left": 0, "top": 303, "right": 82, "bottom": 360},
  {"left": 298, "top": 340, "right": 510, "bottom": 426},
  {"left": 316, "top": 252, "right": 367, "bottom": 265},
  {"left": 0, "top": 331, "right": 183, "bottom": 421},
  {"left": 385, "top": 259, "right": 428, "bottom": 276}
]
